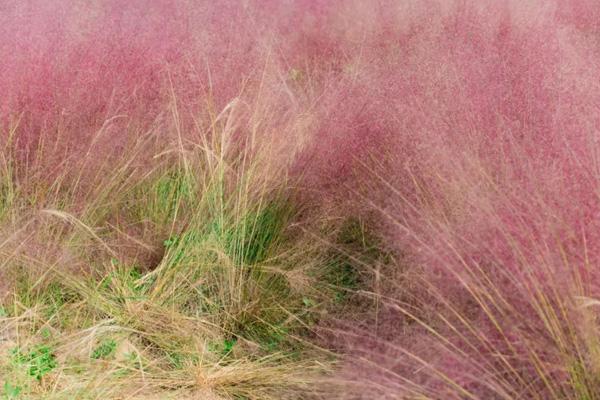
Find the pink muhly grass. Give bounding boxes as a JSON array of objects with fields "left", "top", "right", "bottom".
[
  {"left": 3, "top": 0, "right": 600, "bottom": 399},
  {"left": 0, "top": 1, "right": 309, "bottom": 196},
  {"left": 321, "top": 1, "right": 600, "bottom": 399}
]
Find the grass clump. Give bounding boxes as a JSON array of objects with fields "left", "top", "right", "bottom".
[{"left": 0, "top": 103, "right": 343, "bottom": 399}]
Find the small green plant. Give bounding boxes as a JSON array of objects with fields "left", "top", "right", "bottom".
[
  {"left": 0, "top": 306, "right": 7, "bottom": 318},
  {"left": 11, "top": 345, "right": 57, "bottom": 381},
  {"left": 222, "top": 338, "right": 236, "bottom": 355},
  {"left": 208, "top": 338, "right": 237, "bottom": 357},
  {"left": 91, "top": 339, "right": 117, "bottom": 360},
  {"left": 2, "top": 382, "right": 21, "bottom": 399}
]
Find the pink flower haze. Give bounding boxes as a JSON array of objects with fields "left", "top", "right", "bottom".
[
  {"left": 3, "top": 0, "right": 600, "bottom": 398},
  {"left": 317, "top": 1, "right": 600, "bottom": 399}
]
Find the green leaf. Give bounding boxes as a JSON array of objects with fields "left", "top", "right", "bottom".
[{"left": 223, "top": 338, "right": 236, "bottom": 355}]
